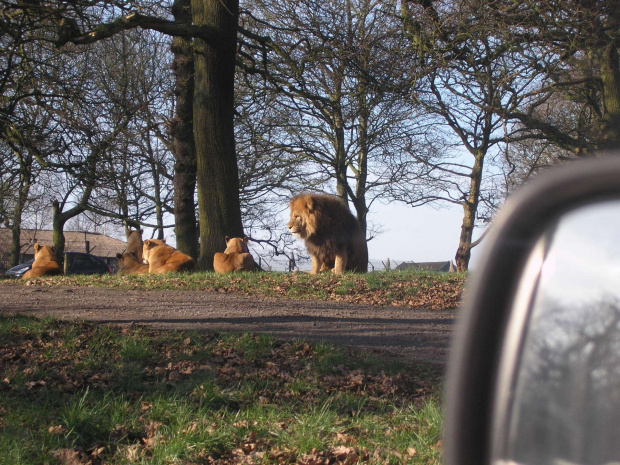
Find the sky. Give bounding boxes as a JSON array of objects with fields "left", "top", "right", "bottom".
[
  {"left": 539, "top": 200, "right": 620, "bottom": 306},
  {"left": 365, "top": 201, "right": 465, "bottom": 267}
]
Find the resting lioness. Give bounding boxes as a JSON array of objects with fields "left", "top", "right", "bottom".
[
  {"left": 213, "top": 236, "right": 256, "bottom": 273},
  {"left": 142, "top": 239, "right": 196, "bottom": 273},
  {"left": 116, "top": 252, "right": 149, "bottom": 275},
  {"left": 22, "top": 243, "right": 62, "bottom": 279}
]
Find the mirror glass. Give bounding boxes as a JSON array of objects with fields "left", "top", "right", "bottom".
[{"left": 493, "top": 200, "right": 620, "bottom": 465}]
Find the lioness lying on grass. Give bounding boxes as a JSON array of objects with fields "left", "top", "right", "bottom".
[
  {"left": 22, "top": 243, "right": 62, "bottom": 279},
  {"left": 116, "top": 252, "right": 149, "bottom": 275},
  {"left": 213, "top": 236, "right": 256, "bottom": 273},
  {"left": 142, "top": 239, "right": 196, "bottom": 274}
]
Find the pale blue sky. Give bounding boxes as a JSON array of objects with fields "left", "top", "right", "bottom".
[{"left": 366, "top": 202, "right": 482, "bottom": 267}]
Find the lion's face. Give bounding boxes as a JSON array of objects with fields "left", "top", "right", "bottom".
[
  {"left": 116, "top": 252, "right": 140, "bottom": 266},
  {"left": 287, "top": 195, "right": 316, "bottom": 239}
]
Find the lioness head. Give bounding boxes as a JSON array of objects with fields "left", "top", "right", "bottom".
[
  {"left": 33, "top": 243, "right": 57, "bottom": 262},
  {"left": 142, "top": 239, "right": 166, "bottom": 264},
  {"left": 116, "top": 251, "right": 141, "bottom": 264},
  {"left": 287, "top": 194, "right": 318, "bottom": 239},
  {"left": 224, "top": 236, "right": 249, "bottom": 254},
  {"left": 126, "top": 228, "right": 143, "bottom": 261}
]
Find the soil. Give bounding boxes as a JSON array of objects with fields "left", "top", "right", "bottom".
[{"left": 0, "top": 282, "right": 457, "bottom": 366}]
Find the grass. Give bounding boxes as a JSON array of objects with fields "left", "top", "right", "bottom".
[
  {"left": 0, "top": 315, "right": 445, "bottom": 464},
  {"left": 1, "top": 270, "right": 465, "bottom": 310}
]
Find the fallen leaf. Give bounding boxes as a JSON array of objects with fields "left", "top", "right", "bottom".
[
  {"left": 51, "top": 448, "right": 90, "bottom": 465},
  {"left": 48, "top": 425, "right": 67, "bottom": 435}
]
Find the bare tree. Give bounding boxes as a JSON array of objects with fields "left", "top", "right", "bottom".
[
  {"left": 85, "top": 30, "right": 175, "bottom": 240},
  {"left": 17, "top": 0, "right": 247, "bottom": 270},
  {"left": 486, "top": 0, "right": 620, "bottom": 152},
  {"left": 0, "top": 8, "right": 78, "bottom": 264},
  {"left": 239, "top": 0, "right": 414, "bottom": 247},
  {"left": 400, "top": 0, "right": 554, "bottom": 270}
]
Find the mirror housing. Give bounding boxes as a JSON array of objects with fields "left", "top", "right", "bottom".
[{"left": 444, "top": 154, "right": 620, "bottom": 465}]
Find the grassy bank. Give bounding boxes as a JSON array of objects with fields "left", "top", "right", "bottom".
[
  {"left": 0, "top": 315, "right": 444, "bottom": 464},
  {"left": 8, "top": 270, "right": 465, "bottom": 310}
]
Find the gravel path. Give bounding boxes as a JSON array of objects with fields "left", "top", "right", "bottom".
[{"left": 0, "top": 282, "right": 457, "bottom": 365}]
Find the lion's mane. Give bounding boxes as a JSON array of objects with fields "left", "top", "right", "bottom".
[{"left": 287, "top": 193, "right": 367, "bottom": 274}]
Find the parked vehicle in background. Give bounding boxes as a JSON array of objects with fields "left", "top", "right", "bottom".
[
  {"left": 63, "top": 252, "right": 111, "bottom": 275},
  {"left": 4, "top": 253, "right": 111, "bottom": 278},
  {"left": 4, "top": 259, "right": 35, "bottom": 278}
]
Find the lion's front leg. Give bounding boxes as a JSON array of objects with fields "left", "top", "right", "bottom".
[
  {"left": 333, "top": 253, "right": 347, "bottom": 274},
  {"left": 311, "top": 255, "right": 320, "bottom": 274}
]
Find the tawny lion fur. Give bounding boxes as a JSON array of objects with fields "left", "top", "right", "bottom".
[
  {"left": 126, "top": 228, "right": 143, "bottom": 262},
  {"left": 287, "top": 193, "right": 368, "bottom": 274},
  {"left": 22, "top": 243, "right": 62, "bottom": 279},
  {"left": 116, "top": 252, "right": 149, "bottom": 275},
  {"left": 213, "top": 236, "right": 256, "bottom": 273},
  {"left": 142, "top": 239, "right": 196, "bottom": 273}
]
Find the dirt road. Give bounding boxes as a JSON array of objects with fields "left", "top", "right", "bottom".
[{"left": 0, "top": 282, "right": 457, "bottom": 365}]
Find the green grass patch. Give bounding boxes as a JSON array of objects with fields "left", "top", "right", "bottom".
[
  {"left": 0, "top": 315, "right": 444, "bottom": 464},
  {"left": 10, "top": 270, "right": 466, "bottom": 310}
]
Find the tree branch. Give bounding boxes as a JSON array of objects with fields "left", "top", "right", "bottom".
[{"left": 57, "top": 13, "right": 231, "bottom": 47}]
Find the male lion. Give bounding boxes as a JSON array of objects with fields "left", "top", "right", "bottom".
[
  {"left": 287, "top": 193, "right": 368, "bottom": 274},
  {"left": 116, "top": 252, "right": 149, "bottom": 275},
  {"left": 213, "top": 236, "right": 256, "bottom": 273},
  {"left": 22, "top": 243, "right": 62, "bottom": 279},
  {"left": 142, "top": 239, "right": 196, "bottom": 273},
  {"left": 126, "top": 228, "right": 143, "bottom": 262}
]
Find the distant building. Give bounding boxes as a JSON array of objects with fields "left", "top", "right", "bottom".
[
  {"left": 0, "top": 229, "right": 127, "bottom": 272},
  {"left": 395, "top": 261, "right": 456, "bottom": 272}
]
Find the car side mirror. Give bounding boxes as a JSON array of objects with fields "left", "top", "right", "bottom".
[{"left": 444, "top": 155, "right": 620, "bottom": 465}]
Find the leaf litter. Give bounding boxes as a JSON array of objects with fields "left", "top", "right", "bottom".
[{"left": 0, "top": 317, "right": 443, "bottom": 464}]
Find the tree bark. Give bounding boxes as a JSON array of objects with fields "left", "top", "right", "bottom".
[
  {"left": 455, "top": 150, "right": 484, "bottom": 272},
  {"left": 601, "top": 43, "right": 620, "bottom": 150},
  {"left": 171, "top": 0, "right": 199, "bottom": 260},
  {"left": 9, "top": 162, "right": 32, "bottom": 267},
  {"left": 334, "top": 124, "right": 348, "bottom": 201},
  {"left": 51, "top": 200, "right": 68, "bottom": 263},
  {"left": 354, "top": 103, "right": 370, "bottom": 237},
  {"left": 192, "top": 0, "right": 244, "bottom": 270}
]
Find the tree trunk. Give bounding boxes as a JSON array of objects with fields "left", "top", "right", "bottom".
[
  {"left": 192, "top": 0, "right": 243, "bottom": 270},
  {"left": 354, "top": 106, "right": 370, "bottom": 237},
  {"left": 455, "top": 150, "right": 484, "bottom": 271},
  {"left": 171, "top": 0, "right": 199, "bottom": 260},
  {"left": 9, "top": 168, "right": 31, "bottom": 267},
  {"left": 601, "top": 43, "right": 620, "bottom": 150},
  {"left": 51, "top": 180, "right": 94, "bottom": 262},
  {"left": 10, "top": 221, "right": 22, "bottom": 267},
  {"left": 333, "top": 114, "right": 348, "bottom": 202},
  {"left": 146, "top": 138, "right": 165, "bottom": 240},
  {"left": 51, "top": 200, "right": 67, "bottom": 264}
]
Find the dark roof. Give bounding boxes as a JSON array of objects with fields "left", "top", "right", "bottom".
[
  {"left": 0, "top": 228, "right": 127, "bottom": 258},
  {"left": 395, "top": 261, "right": 455, "bottom": 272}
]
